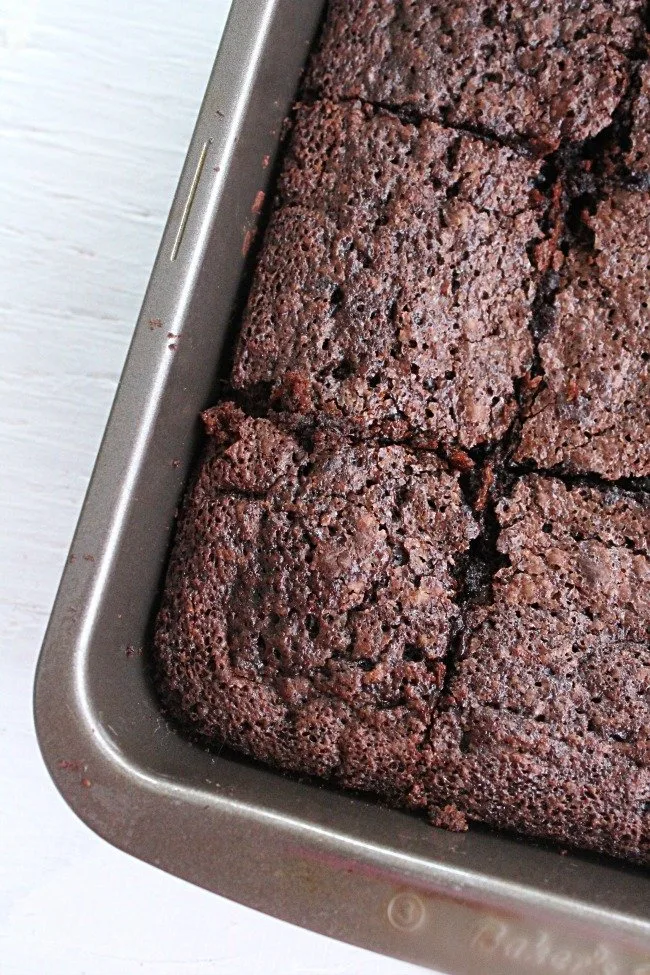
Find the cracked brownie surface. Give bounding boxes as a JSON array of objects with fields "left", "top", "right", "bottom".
[
  {"left": 155, "top": 404, "right": 478, "bottom": 799},
  {"left": 424, "top": 476, "right": 650, "bottom": 861},
  {"left": 306, "top": 0, "right": 645, "bottom": 150},
  {"left": 627, "top": 61, "right": 650, "bottom": 179},
  {"left": 154, "top": 0, "right": 650, "bottom": 864},
  {"left": 232, "top": 100, "right": 544, "bottom": 449},
  {"left": 516, "top": 189, "right": 650, "bottom": 479}
]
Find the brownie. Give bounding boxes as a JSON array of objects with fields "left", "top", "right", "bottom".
[
  {"left": 155, "top": 418, "right": 650, "bottom": 861},
  {"left": 307, "top": 0, "right": 643, "bottom": 150},
  {"left": 627, "top": 62, "right": 650, "bottom": 179},
  {"left": 156, "top": 3, "right": 650, "bottom": 866},
  {"left": 233, "top": 100, "right": 544, "bottom": 449},
  {"left": 424, "top": 476, "right": 650, "bottom": 861},
  {"left": 155, "top": 403, "right": 478, "bottom": 800},
  {"left": 516, "top": 189, "right": 650, "bottom": 479}
]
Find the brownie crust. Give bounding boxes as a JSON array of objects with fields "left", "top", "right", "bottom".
[
  {"left": 155, "top": 1, "right": 650, "bottom": 865},
  {"left": 156, "top": 404, "right": 478, "bottom": 800},
  {"left": 424, "top": 476, "right": 650, "bottom": 861},
  {"left": 307, "top": 0, "right": 644, "bottom": 150},
  {"left": 516, "top": 189, "right": 650, "bottom": 479},
  {"left": 627, "top": 62, "right": 650, "bottom": 179},
  {"left": 156, "top": 418, "right": 650, "bottom": 862},
  {"left": 233, "top": 100, "right": 544, "bottom": 449}
]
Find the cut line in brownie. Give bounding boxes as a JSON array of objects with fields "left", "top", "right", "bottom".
[
  {"left": 422, "top": 476, "right": 650, "bottom": 862},
  {"left": 155, "top": 413, "right": 650, "bottom": 862},
  {"left": 516, "top": 188, "right": 650, "bottom": 479},
  {"left": 306, "top": 0, "right": 644, "bottom": 151},
  {"left": 233, "top": 100, "right": 546, "bottom": 450},
  {"left": 155, "top": 403, "right": 478, "bottom": 801}
]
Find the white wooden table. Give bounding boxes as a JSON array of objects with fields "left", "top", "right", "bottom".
[{"left": 0, "top": 2, "right": 431, "bottom": 972}]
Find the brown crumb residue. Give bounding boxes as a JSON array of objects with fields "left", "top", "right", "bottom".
[
  {"left": 475, "top": 462, "right": 495, "bottom": 513},
  {"left": 252, "top": 190, "right": 266, "bottom": 215},
  {"left": 242, "top": 229, "right": 256, "bottom": 257},
  {"left": 58, "top": 760, "right": 91, "bottom": 788},
  {"left": 429, "top": 803, "right": 469, "bottom": 832},
  {"left": 447, "top": 448, "right": 475, "bottom": 473}
]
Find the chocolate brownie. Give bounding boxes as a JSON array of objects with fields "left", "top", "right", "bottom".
[
  {"left": 307, "top": 0, "right": 644, "bottom": 151},
  {"left": 516, "top": 189, "right": 650, "bottom": 479},
  {"left": 155, "top": 403, "right": 478, "bottom": 799},
  {"left": 233, "top": 100, "right": 544, "bottom": 449},
  {"left": 627, "top": 62, "right": 650, "bottom": 180},
  {"left": 424, "top": 476, "right": 650, "bottom": 861},
  {"left": 155, "top": 4, "right": 650, "bottom": 866}
]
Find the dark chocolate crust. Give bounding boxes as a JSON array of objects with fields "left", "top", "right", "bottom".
[
  {"left": 233, "top": 100, "right": 543, "bottom": 449},
  {"left": 425, "top": 477, "right": 649, "bottom": 862},
  {"left": 516, "top": 189, "right": 650, "bottom": 479},
  {"left": 156, "top": 405, "right": 478, "bottom": 800},
  {"left": 306, "top": 0, "right": 644, "bottom": 150},
  {"left": 627, "top": 62, "right": 650, "bottom": 179},
  {"left": 155, "top": 417, "right": 650, "bottom": 862}
]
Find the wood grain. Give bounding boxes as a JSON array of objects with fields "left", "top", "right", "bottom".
[{"left": 0, "top": 1, "right": 426, "bottom": 972}]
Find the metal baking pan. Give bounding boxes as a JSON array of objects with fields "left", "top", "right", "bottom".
[{"left": 34, "top": 2, "right": 650, "bottom": 971}]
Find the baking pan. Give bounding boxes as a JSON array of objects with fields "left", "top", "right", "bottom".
[{"left": 34, "top": 2, "right": 650, "bottom": 972}]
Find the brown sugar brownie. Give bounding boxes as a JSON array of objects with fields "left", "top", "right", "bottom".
[
  {"left": 423, "top": 476, "right": 650, "bottom": 861},
  {"left": 232, "top": 100, "right": 545, "bottom": 449},
  {"left": 155, "top": 403, "right": 478, "bottom": 800},
  {"left": 627, "top": 62, "right": 650, "bottom": 180},
  {"left": 307, "top": 0, "right": 644, "bottom": 151},
  {"left": 516, "top": 189, "right": 650, "bottom": 479}
]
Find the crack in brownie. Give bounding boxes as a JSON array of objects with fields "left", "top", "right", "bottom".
[
  {"left": 424, "top": 476, "right": 650, "bottom": 861},
  {"left": 233, "top": 100, "right": 545, "bottom": 449},
  {"left": 516, "top": 188, "right": 650, "bottom": 479},
  {"left": 306, "top": 0, "right": 645, "bottom": 151}
]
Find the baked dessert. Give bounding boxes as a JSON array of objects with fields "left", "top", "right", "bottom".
[
  {"left": 516, "top": 188, "right": 650, "bottom": 479},
  {"left": 427, "top": 476, "right": 650, "bottom": 862},
  {"left": 306, "top": 0, "right": 644, "bottom": 150},
  {"left": 155, "top": 403, "right": 478, "bottom": 798},
  {"left": 155, "top": 0, "right": 650, "bottom": 863},
  {"left": 156, "top": 412, "right": 649, "bottom": 862},
  {"left": 233, "top": 99, "right": 545, "bottom": 449}
]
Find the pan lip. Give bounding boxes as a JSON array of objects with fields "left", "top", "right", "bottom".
[
  {"left": 32, "top": 0, "right": 650, "bottom": 968},
  {"left": 33, "top": 0, "right": 294, "bottom": 861}
]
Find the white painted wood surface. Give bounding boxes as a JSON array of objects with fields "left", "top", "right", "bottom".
[{"left": 0, "top": 1, "right": 431, "bottom": 972}]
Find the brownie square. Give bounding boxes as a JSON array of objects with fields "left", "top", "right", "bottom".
[
  {"left": 627, "top": 62, "right": 650, "bottom": 180},
  {"left": 423, "top": 476, "right": 650, "bottom": 860},
  {"left": 233, "top": 100, "right": 544, "bottom": 449},
  {"left": 155, "top": 403, "right": 478, "bottom": 801},
  {"left": 307, "top": 0, "right": 643, "bottom": 150},
  {"left": 516, "top": 189, "right": 650, "bottom": 479}
]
